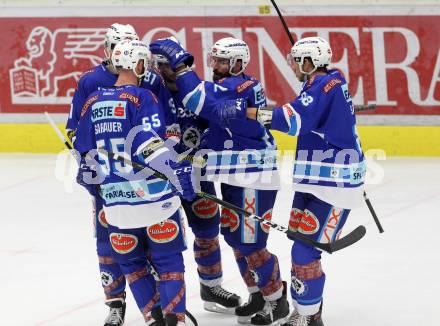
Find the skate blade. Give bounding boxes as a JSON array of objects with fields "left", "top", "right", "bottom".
[
  {"left": 203, "top": 301, "right": 237, "bottom": 315},
  {"left": 237, "top": 315, "right": 252, "bottom": 324}
]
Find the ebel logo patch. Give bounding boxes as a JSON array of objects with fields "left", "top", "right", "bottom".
[
  {"left": 192, "top": 198, "right": 218, "bottom": 219},
  {"left": 147, "top": 219, "right": 179, "bottom": 243},
  {"left": 109, "top": 233, "right": 138, "bottom": 254},
  {"left": 91, "top": 101, "right": 126, "bottom": 122}
]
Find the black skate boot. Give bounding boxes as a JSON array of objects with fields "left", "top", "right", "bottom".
[
  {"left": 281, "top": 302, "right": 324, "bottom": 326},
  {"left": 200, "top": 283, "right": 241, "bottom": 314},
  {"left": 104, "top": 297, "right": 126, "bottom": 326},
  {"left": 250, "top": 281, "right": 290, "bottom": 325},
  {"left": 150, "top": 305, "right": 165, "bottom": 326},
  {"left": 235, "top": 291, "right": 265, "bottom": 324}
]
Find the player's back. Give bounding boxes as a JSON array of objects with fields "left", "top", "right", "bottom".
[
  {"left": 67, "top": 63, "right": 117, "bottom": 133},
  {"left": 75, "top": 84, "right": 179, "bottom": 227}
]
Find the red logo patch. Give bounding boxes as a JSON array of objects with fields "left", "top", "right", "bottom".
[
  {"left": 192, "top": 198, "right": 218, "bottom": 219},
  {"left": 236, "top": 80, "right": 255, "bottom": 93},
  {"left": 98, "top": 208, "right": 108, "bottom": 228},
  {"left": 114, "top": 104, "right": 125, "bottom": 117},
  {"left": 110, "top": 233, "right": 138, "bottom": 254},
  {"left": 147, "top": 219, "right": 179, "bottom": 243},
  {"left": 289, "top": 208, "right": 303, "bottom": 232},
  {"left": 260, "top": 209, "right": 273, "bottom": 233},
  {"left": 298, "top": 210, "right": 320, "bottom": 235},
  {"left": 221, "top": 207, "right": 239, "bottom": 232}
]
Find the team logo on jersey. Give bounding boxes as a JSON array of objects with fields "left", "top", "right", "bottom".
[
  {"left": 298, "top": 210, "right": 320, "bottom": 235},
  {"left": 97, "top": 208, "right": 108, "bottom": 228},
  {"left": 289, "top": 208, "right": 303, "bottom": 232},
  {"left": 220, "top": 207, "right": 239, "bottom": 232},
  {"left": 260, "top": 209, "right": 273, "bottom": 233},
  {"left": 291, "top": 275, "right": 308, "bottom": 296},
  {"left": 182, "top": 127, "right": 201, "bottom": 149},
  {"left": 100, "top": 270, "right": 114, "bottom": 287},
  {"left": 109, "top": 233, "right": 138, "bottom": 254},
  {"left": 300, "top": 92, "right": 314, "bottom": 107},
  {"left": 91, "top": 101, "right": 126, "bottom": 122},
  {"left": 192, "top": 198, "right": 218, "bottom": 219},
  {"left": 147, "top": 219, "right": 179, "bottom": 243}
]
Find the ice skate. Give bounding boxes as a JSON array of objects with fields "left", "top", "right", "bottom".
[
  {"left": 281, "top": 302, "right": 323, "bottom": 326},
  {"left": 235, "top": 291, "right": 265, "bottom": 324},
  {"left": 104, "top": 297, "right": 126, "bottom": 326},
  {"left": 200, "top": 283, "right": 241, "bottom": 314},
  {"left": 250, "top": 281, "right": 289, "bottom": 325}
]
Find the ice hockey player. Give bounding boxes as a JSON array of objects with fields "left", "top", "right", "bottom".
[
  {"left": 73, "top": 39, "right": 197, "bottom": 326},
  {"left": 66, "top": 23, "right": 140, "bottom": 326},
  {"left": 221, "top": 36, "right": 366, "bottom": 326},
  {"left": 153, "top": 52, "right": 241, "bottom": 314},
  {"left": 150, "top": 37, "right": 289, "bottom": 325}
]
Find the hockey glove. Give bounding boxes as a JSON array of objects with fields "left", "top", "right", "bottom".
[
  {"left": 76, "top": 158, "right": 99, "bottom": 197},
  {"left": 213, "top": 98, "right": 247, "bottom": 129},
  {"left": 149, "top": 38, "right": 194, "bottom": 71},
  {"left": 169, "top": 160, "right": 197, "bottom": 201}
]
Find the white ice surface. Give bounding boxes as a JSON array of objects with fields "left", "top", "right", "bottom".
[{"left": 1, "top": 154, "right": 439, "bottom": 326}]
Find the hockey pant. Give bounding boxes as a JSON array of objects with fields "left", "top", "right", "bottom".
[
  {"left": 220, "top": 183, "right": 283, "bottom": 301},
  {"left": 94, "top": 196, "right": 126, "bottom": 300},
  {"left": 181, "top": 181, "right": 222, "bottom": 287},
  {"left": 288, "top": 192, "right": 350, "bottom": 316},
  {"left": 107, "top": 209, "right": 187, "bottom": 323}
]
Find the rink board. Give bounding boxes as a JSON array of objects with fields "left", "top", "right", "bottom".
[{"left": 1, "top": 124, "right": 439, "bottom": 156}]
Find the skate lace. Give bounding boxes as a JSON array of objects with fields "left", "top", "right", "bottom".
[
  {"left": 105, "top": 306, "right": 123, "bottom": 325},
  {"left": 255, "top": 300, "right": 277, "bottom": 319},
  {"left": 211, "top": 285, "right": 234, "bottom": 299},
  {"left": 286, "top": 311, "right": 310, "bottom": 326}
]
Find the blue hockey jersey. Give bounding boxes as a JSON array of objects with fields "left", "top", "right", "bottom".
[
  {"left": 270, "top": 69, "right": 365, "bottom": 208},
  {"left": 174, "top": 71, "right": 279, "bottom": 190},
  {"left": 67, "top": 62, "right": 171, "bottom": 138},
  {"left": 74, "top": 85, "right": 180, "bottom": 228}
]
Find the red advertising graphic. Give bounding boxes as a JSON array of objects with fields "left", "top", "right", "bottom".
[{"left": 1, "top": 15, "right": 439, "bottom": 115}]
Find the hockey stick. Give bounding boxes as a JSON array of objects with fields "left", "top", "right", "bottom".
[
  {"left": 45, "top": 113, "right": 365, "bottom": 253},
  {"left": 354, "top": 103, "right": 376, "bottom": 113},
  {"left": 45, "top": 112, "right": 200, "bottom": 325},
  {"left": 269, "top": 0, "right": 383, "bottom": 233}
]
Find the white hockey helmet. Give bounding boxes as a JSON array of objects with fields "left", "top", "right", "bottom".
[
  {"left": 104, "top": 23, "right": 139, "bottom": 59},
  {"left": 287, "top": 36, "right": 332, "bottom": 75},
  {"left": 209, "top": 37, "right": 250, "bottom": 76},
  {"left": 111, "top": 39, "right": 151, "bottom": 78}
]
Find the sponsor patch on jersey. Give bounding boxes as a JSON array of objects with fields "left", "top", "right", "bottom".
[
  {"left": 221, "top": 207, "right": 239, "bottom": 232},
  {"left": 109, "top": 233, "right": 138, "bottom": 254},
  {"left": 80, "top": 94, "right": 99, "bottom": 117},
  {"left": 253, "top": 83, "right": 266, "bottom": 104},
  {"left": 119, "top": 92, "right": 140, "bottom": 107},
  {"left": 91, "top": 101, "right": 126, "bottom": 122},
  {"left": 298, "top": 210, "right": 320, "bottom": 235},
  {"left": 192, "top": 198, "right": 218, "bottom": 219},
  {"left": 260, "top": 209, "right": 273, "bottom": 233},
  {"left": 289, "top": 208, "right": 303, "bottom": 232},
  {"left": 236, "top": 80, "right": 254, "bottom": 93},
  {"left": 98, "top": 208, "right": 108, "bottom": 228},
  {"left": 147, "top": 219, "right": 179, "bottom": 243},
  {"left": 323, "top": 78, "right": 342, "bottom": 93}
]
